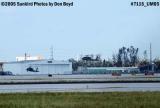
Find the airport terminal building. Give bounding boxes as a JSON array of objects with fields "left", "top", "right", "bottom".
[{"left": 3, "top": 60, "right": 72, "bottom": 75}]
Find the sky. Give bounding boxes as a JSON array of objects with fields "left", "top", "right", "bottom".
[{"left": 0, "top": 0, "right": 160, "bottom": 61}]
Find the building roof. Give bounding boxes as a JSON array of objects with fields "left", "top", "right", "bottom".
[{"left": 3, "top": 59, "right": 71, "bottom": 65}]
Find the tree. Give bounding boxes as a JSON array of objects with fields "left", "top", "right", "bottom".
[
  {"left": 95, "top": 54, "right": 101, "bottom": 61},
  {"left": 128, "top": 46, "right": 139, "bottom": 66},
  {"left": 113, "top": 46, "right": 139, "bottom": 67},
  {"left": 117, "top": 49, "right": 123, "bottom": 67},
  {"left": 68, "top": 58, "right": 78, "bottom": 71},
  {"left": 112, "top": 54, "right": 117, "bottom": 66},
  {"left": 154, "top": 58, "right": 160, "bottom": 72}
]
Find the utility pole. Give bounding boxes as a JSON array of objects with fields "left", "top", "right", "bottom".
[
  {"left": 150, "top": 43, "right": 152, "bottom": 64},
  {"left": 150, "top": 43, "right": 154, "bottom": 72}
]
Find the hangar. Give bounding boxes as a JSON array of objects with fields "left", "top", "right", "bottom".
[{"left": 3, "top": 60, "right": 72, "bottom": 75}]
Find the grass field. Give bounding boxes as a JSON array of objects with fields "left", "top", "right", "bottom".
[{"left": 0, "top": 92, "right": 160, "bottom": 108}]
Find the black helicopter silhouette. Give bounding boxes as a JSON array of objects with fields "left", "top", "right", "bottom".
[{"left": 26, "top": 66, "right": 39, "bottom": 72}]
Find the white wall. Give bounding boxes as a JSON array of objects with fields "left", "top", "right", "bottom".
[{"left": 3, "top": 60, "right": 72, "bottom": 75}]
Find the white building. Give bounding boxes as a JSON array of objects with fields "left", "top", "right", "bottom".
[{"left": 3, "top": 60, "right": 72, "bottom": 75}]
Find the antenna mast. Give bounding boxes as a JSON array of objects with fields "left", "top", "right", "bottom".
[
  {"left": 150, "top": 43, "right": 152, "bottom": 64},
  {"left": 25, "top": 53, "right": 27, "bottom": 61},
  {"left": 150, "top": 43, "right": 154, "bottom": 72},
  {"left": 50, "top": 46, "right": 53, "bottom": 60}
]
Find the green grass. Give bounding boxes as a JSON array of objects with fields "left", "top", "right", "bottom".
[{"left": 0, "top": 92, "right": 160, "bottom": 108}]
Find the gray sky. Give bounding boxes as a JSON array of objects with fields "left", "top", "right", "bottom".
[{"left": 0, "top": 0, "right": 160, "bottom": 61}]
